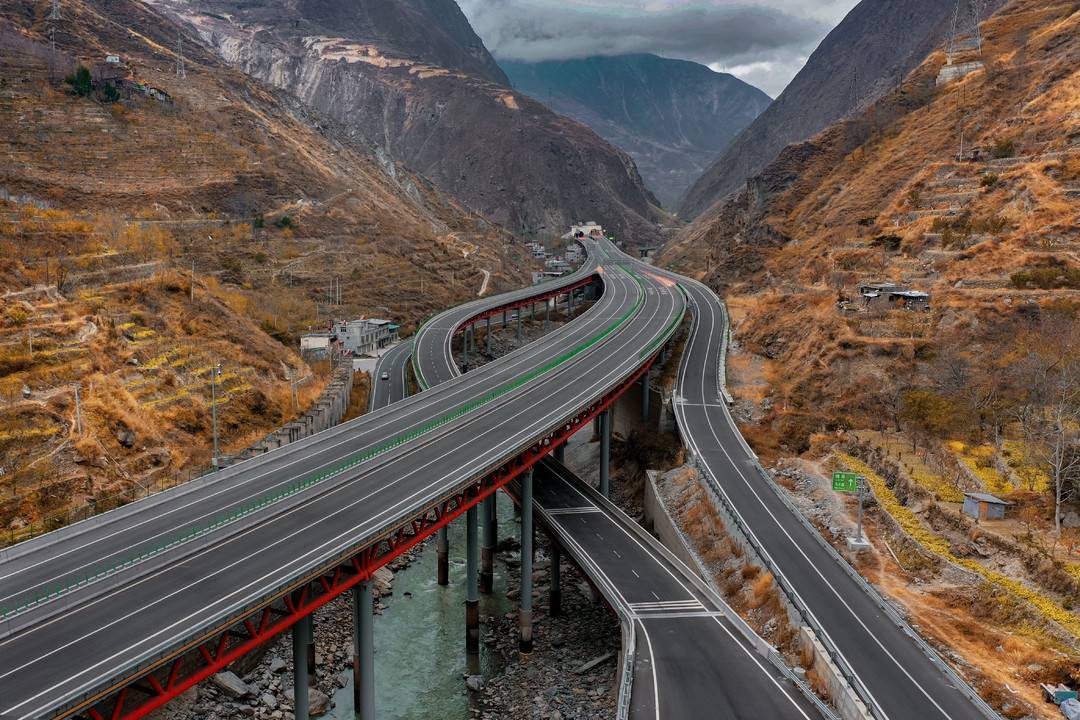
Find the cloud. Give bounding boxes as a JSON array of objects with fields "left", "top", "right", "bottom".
[{"left": 458, "top": 0, "right": 856, "bottom": 95}]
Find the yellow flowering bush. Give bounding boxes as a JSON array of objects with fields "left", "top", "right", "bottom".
[
  {"left": 947, "top": 441, "right": 1010, "bottom": 494},
  {"left": 837, "top": 453, "right": 1080, "bottom": 638},
  {"left": 857, "top": 432, "right": 964, "bottom": 502}
]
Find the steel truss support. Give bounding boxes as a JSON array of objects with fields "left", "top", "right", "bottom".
[{"left": 79, "top": 350, "right": 658, "bottom": 720}]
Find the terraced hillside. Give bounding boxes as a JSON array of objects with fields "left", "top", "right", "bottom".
[{"left": 0, "top": 0, "right": 531, "bottom": 538}]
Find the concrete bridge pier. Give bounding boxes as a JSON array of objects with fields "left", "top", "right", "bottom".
[
  {"left": 544, "top": 301, "right": 550, "bottom": 330},
  {"left": 554, "top": 442, "right": 565, "bottom": 462},
  {"left": 465, "top": 505, "right": 480, "bottom": 654},
  {"left": 352, "top": 580, "right": 375, "bottom": 720},
  {"left": 549, "top": 540, "right": 562, "bottom": 618},
  {"left": 306, "top": 615, "right": 316, "bottom": 687},
  {"left": 517, "top": 309, "right": 522, "bottom": 343},
  {"left": 486, "top": 317, "right": 492, "bottom": 356},
  {"left": 568, "top": 290, "right": 574, "bottom": 319},
  {"left": 599, "top": 409, "right": 611, "bottom": 497},
  {"left": 437, "top": 526, "right": 449, "bottom": 586},
  {"left": 480, "top": 495, "right": 496, "bottom": 594},
  {"left": 291, "top": 594, "right": 311, "bottom": 720},
  {"left": 641, "top": 371, "right": 650, "bottom": 421},
  {"left": 461, "top": 329, "right": 469, "bottom": 370},
  {"left": 503, "top": 309, "right": 508, "bottom": 327},
  {"left": 519, "top": 468, "right": 534, "bottom": 653}
]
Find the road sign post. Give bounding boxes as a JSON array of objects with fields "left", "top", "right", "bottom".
[{"left": 833, "top": 472, "right": 871, "bottom": 551}]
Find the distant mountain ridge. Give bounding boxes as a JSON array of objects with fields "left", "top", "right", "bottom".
[
  {"left": 149, "top": 0, "right": 668, "bottom": 245},
  {"left": 502, "top": 54, "right": 771, "bottom": 209},
  {"left": 678, "top": 0, "right": 1005, "bottom": 219}
]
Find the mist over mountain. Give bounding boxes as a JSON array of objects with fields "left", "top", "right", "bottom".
[
  {"left": 502, "top": 54, "right": 771, "bottom": 209},
  {"left": 679, "top": 0, "right": 1005, "bottom": 220}
]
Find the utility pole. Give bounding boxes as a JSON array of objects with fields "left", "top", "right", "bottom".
[
  {"left": 72, "top": 383, "right": 83, "bottom": 437},
  {"left": 210, "top": 364, "right": 222, "bottom": 468},
  {"left": 855, "top": 477, "right": 866, "bottom": 544}
]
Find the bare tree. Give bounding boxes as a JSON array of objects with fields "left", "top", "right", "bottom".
[{"left": 1014, "top": 315, "right": 1080, "bottom": 535}]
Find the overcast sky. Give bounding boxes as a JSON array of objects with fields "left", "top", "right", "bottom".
[{"left": 457, "top": 0, "right": 860, "bottom": 97}]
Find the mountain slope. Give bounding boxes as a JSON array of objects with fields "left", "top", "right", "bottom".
[
  {"left": 0, "top": 0, "right": 528, "bottom": 529},
  {"left": 150, "top": 0, "right": 669, "bottom": 245},
  {"left": 662, "top": 0, "right": 1080, "bottom": 452},
  {"left": 501, "top": 54, "right": 771, "bottom": 209},
  {"left": 678, "top": 0, "right": 1005, "bottom": 219}
]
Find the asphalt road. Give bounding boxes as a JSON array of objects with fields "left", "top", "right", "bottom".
[
  {"left": 626, "top": 254, "right": 994, "bottom": 720},
  {"left": 0, "top": 242, "right": 682, "bottom": 719},
  {"left": 369, "top": 340, "right": 413, "bottom": 411},
  {"left": 413, "top": 245, "right": 824, "bottom": 720},
  {"left": 533, "top": 461, "right": 825, "bottom": 720}
]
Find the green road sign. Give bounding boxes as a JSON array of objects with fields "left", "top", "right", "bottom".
[{"left": 832, "top": 471, "right": 860, "bottom": 492}]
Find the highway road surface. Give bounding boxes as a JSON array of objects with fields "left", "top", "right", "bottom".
[
  {"left": 412, "top": 245, "right": 829, "bottom": 720},
  {"left": 0, "top": 241, "right": 681, "bottom": 719},
  {"left": 532, "top": 460, "right": 828, "bottom": 720},
  {"left": 624, "top": 252, "right": 998, "bottom": 720},
  {"left": 369, "top": 340, "right": 413, "bottom": 411}
]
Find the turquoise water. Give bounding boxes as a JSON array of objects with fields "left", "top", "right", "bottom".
[{"left": 326, "top": 495, "right": 517, "bottom": 720}]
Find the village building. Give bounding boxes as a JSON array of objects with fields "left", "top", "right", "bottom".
[{"left": 962, "top": 492, "right": 1011, "bottom": 521}]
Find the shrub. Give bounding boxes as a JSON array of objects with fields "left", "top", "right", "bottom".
[
  {"left": 1010, "top": 266, "right": 1080, "bottom": 290},
  {"left": 872, "top": 234, "right": 902, "bottom": 252},
  {"left": 991, "top": 137, "right": 1016, "bottom": 159},
  {"left": 273, "top": 215, "right": 294, "bottom": 229},
  {"left": 100, "top": 82, "right": 120, "bottom": 103},
  {"left": 980, "top": 173, "right": 999, "bottom": 188},
  {"left": 64, "top": 66, "right": 93, "bottom": 97}
]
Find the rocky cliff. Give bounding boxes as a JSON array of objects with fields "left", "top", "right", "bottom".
[
  {"left": 678, "top": 0, "right": 1006, "bottom": 220},
  {"left": 660, "top": 0, "right": 1080, "bottom": 459},
  {"left": 151, "top": 0, "right": 668, "bottom": 245},
  {"left": 501, "top": 54, "right": 771, "bottom": 210}
]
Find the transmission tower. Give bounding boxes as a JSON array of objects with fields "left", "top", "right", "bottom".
[
  {"left": 49, "top": 0, "right": 61, "bottom": 53},
  {"left": 946, "top": 0, "right": 984, "bottom": 64},
  {"left": 175, "top": 30, "right": 186, "bottom": 79},
  {"left": 848, "top": 66, "right": 860, "bottom": 117}
]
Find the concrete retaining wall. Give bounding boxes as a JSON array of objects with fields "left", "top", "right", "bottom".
[
  {"left": 233, "top": 364, "right": 355, "bottom": 462},
  {"left": 642, "top": 468, "right": 869, "bottom": 720}
]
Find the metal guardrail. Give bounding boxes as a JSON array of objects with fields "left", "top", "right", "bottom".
[
  {"left": 541, "top": 459, "right": 836, "bottom": 720},
  {"left": 615, "top": 622, "right": 636, "bottom": 720},
  {"left": 680, "top": 281, "right": 1002, "bottom": 720}
]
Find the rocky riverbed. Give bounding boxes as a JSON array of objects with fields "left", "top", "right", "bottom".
[
  {"left": 149, "top": 548, "right": 421, "bottom": 720},
  {"left": 474, "top": 535, "right": 619, "bottom": 720}
]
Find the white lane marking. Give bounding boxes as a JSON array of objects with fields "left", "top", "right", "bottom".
[
  {"left": 0, "top": 263, "right": 676, "bottom": 716},
  {"left": 0, "top": 261, "right": 620, "bottom": 599},
  {"left": 665, "top": 270, "right": 953, "bottom": 719},
  {"left": 640, "top": 620, "right": 662, "bottom": 720}
]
